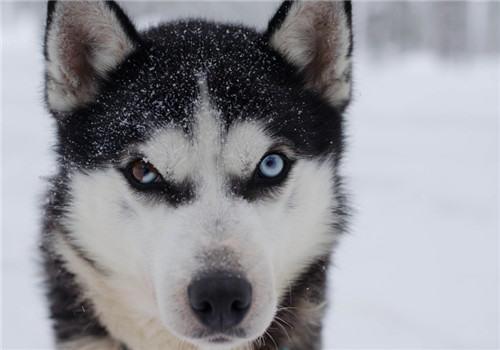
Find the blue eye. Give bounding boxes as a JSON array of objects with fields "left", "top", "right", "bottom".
[{"left": 258, "top": 154, "right": 285, "bottom": 178}]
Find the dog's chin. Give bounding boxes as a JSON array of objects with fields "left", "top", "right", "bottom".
[
  {"left": 190, "top": 335, "right": 250, "bottom": 350},
  {"left": 171, "top": 326, "right": 261, "bottom": 350},
  {"left": 169, "top": 323, "right": 268, "bottom": 350}
]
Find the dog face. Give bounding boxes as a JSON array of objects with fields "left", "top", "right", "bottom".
[{"left": 44, "top": 1, "right": 352, "bottom": 348}]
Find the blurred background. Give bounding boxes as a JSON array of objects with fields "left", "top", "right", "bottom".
[{"left": 2, "top": 1, "right": 498, "bottom": 349}]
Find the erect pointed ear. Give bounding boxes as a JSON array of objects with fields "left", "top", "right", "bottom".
[
  {"left": 265, "top": 0, "right": 353, "bottom": 111},
  {"left": 44, "top": 0, "right": 140, "bottom": 113}
]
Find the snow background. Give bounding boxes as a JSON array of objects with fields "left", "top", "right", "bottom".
[{"left": 2, "top": 1, "right": 498, "bottom": 349}]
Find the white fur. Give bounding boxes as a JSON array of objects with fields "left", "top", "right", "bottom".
[
  {"left": 138, "top": 129, "right": 193, "bottom": 183},
  {"left": 270, "top": 0, "right": 352, "bottom": 107},
  {"left": 139, "top": 121, "right": 274, "bottom": 183},
  {"left": 46, "top": 1, "right": 135, "bottom": 112},
  {"left": 58, "top": 336, "right": 121, "bottom": 350},
  {"left": 223, "top": 122, "right": 274, "bottom": 177},
  {"left": 55, "top": 82, "right": 340, "bottom": 349}
]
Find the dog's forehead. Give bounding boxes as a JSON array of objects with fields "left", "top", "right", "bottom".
[
  {"left": 138, "top": 82, "right": 274, "bottom": 181},
  {"left": 60, "top": 21, "right": 342, "bottom": 168}
]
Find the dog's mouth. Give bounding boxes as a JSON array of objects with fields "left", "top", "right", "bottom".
[
  {"left": 188, "top": 327, "right": 250, "bottom": 348},
  {"left": 207, "top": 335, "right": 232, "bottom": 344},
  {"left": 192, "top": 327, "right": 247, "bottom": 340}
]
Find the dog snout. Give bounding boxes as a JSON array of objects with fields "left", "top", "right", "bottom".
[{"left": 188, "top": 271, "right": 252, "bottom": 332}]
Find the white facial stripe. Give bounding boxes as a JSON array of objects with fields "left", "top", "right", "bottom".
[
  {"left": 136, "top": 80, "right": 224, "bottom": 184},
  {"left": 191, "top": 80, "right": 225, "bottom": 196}
]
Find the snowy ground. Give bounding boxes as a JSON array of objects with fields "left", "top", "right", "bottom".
[{"left": 2, "top": 3, "right": 499, "bottom": 349}]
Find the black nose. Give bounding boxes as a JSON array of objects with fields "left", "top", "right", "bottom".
[{"left": 188, "top": 272, "right": 252, "bottom": 332}]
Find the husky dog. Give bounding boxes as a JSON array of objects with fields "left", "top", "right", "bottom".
[{"left": 41, "top": 1, "right": 352, "bottom": 349}]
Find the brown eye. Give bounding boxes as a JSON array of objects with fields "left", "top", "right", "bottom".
[{"left": 130, "top": 160, "right": 160, "bottom": 184}]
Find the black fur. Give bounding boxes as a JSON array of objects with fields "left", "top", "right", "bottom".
[
  {"left": 43, "top": 1, "right": 56, "bottom": 59},
  {"left": 344, "top": 1, "right": 354, "bottom": 57},
  {"left": 42, "top": 1, "right": 352, "bottom": 348},
  {"left": 52, "top": 21, "right": 343, "bottom": 169},
  {"left": 262, "top": 257, "right": 332, "bottom": 350},
  {"left": 41, "top": 239, "right": 108, "bottom": 341}
]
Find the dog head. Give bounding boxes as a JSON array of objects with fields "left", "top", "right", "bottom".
[{"left": 44, "top": 1, "right": 352, "bottom": 348}]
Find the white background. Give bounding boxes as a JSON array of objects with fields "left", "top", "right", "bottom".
[{"left": 2, "top": 2, "right": 498, "bottom": 349}]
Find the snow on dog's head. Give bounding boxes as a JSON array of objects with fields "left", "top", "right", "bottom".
[{"left": 44, "top": 0, "right": 352, "bottom": 348}]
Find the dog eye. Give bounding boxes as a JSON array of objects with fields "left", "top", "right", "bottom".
[
  {"left": 258, "top": 153, "right": 286, "bottom": 179},
  {"left": 130, "top": 160, "right": 160, "bottom": 184}
]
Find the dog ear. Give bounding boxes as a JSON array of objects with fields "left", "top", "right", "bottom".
[
  {"left": 265, "top": 0, "right": 353, "bottom": 111},
  {"left": 44, "top": 0, "right": 140, "bottom": 114}
]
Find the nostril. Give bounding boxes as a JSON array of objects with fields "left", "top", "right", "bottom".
[
  {"left": 231, "top": 298, "right": 249, "bottom": 312},
  {"left": 193, "top": 300, "right": 212, "bottom": 314}
]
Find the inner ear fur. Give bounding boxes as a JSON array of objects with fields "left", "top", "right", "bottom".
[
  {"left": 44, "top": 0, "right": 140, "bottom": 114},
  {"left": 267, "top": 0, "right": 353, "bottom": 111}
]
